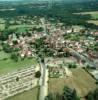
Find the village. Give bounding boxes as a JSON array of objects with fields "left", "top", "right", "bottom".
[{"left": 0, "top": 16, "right": 98, "bottom": 100}]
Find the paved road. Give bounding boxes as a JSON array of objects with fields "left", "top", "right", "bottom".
[
  {"left": 39, "top": 18, "right": 49, "bottom": 100},
  {"left": 38, "top": 58, "right": 48, "bottom": 100}
]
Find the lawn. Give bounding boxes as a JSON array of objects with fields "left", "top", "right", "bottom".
[
  {"left": 6, "top": 87, "right": 39, "bottom": 100},
  {"left": 0, "top": 58, "right": 37, "bottom": 75},
  {"left": 49, "top": 68, "right": 97, "bottom": 98}
]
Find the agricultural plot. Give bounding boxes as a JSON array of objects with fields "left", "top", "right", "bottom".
[
  {"left": 74, "top": 11, "right": 98, "bottom": 19},
  {"left": 87, "top": 20, "right": 98, "bottom": 25},
  {"left": 74, "top": 11, "right": 98, "bottom": 25},
  {"left": 0, "top": 66, "right": 38, "bottom": 100},
  {"left": 49, "top": 68, "right": 97, "bottom": 98},
  {"left": 6, "top": 87, "right": 39, "bottom": 100}
]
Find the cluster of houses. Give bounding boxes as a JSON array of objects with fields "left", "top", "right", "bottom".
[{"left": 1, "top": 17, "right": 98, "bottom": 61}]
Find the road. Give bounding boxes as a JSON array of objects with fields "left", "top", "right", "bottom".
[
  {"left": 68, "top": 47, "right": 96, "bottom": 68},
  {"left": 38, "top": 58, "right": 48, "bottom": 100},
  {"left": 39, "top": 18, "right": 49, "bottom": 100}
]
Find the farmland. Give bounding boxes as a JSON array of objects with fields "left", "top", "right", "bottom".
[
  {"left": 49, "top": 68, "right": 97, "bottom": 98},
  {"left": 74, "top": 11, "right": 98, "bottom": 25},
  {"left": 6, "top": 87, "right": 39, "bottom": 100}
]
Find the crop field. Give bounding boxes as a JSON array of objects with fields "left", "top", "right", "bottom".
[
  {"left": 6, "top": 87, "right": 39, "bottom": 100},
  {"left": 74, "top": 11, "right": 98, "bottom": 19},
  {"left": 87, "top": 20, "right": 98, "bottom": 25},
  {"left": 49, "top": 68, "right": 97, "bottom": 98},
  {"left": 74, "top": 11, "right": 98, "bottom": 25}
]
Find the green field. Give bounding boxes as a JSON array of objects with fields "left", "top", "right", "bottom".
[
  {"left": 74, "top": 11, "right": 98, "bottom": 25},
  {"left": 6, "top": 87, "right": 39, "bottom": 100},
  {"left": 0, "top": 18, "right": 5, "bottom": 24},
  {"left": 0, "top": 58, "right": 37, "bottom": 75},
  {"left": 0, "top": 51, "right": 37, "bottom": 75},
  {"left": 74, "top": 11, "right": 98, "bottom": 19},
  {"left": 87, "top": 20, "right": 98, "bottom": 25},
  {"left": 49, "top": 68, "right": 97, "bottom": 98},
  {"left": 0, "top": 24, "right": 5, "bottom": 31},
  {"left": 0, "top": 51, "right": 9, "bottom": 60},
  {"left": 9, "top": 25, "right": 35, "bottom": 30}
]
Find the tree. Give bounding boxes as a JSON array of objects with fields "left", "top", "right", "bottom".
[
  {"left": 3, "top": 43, "right": 13, "bottom": 53},
  {"left": 63, "top": 86, "right": 73, "bottom": 100},
  {"left": 16, "top": 76, "right": 19, "bottom": 82},
  {"left": 11, "top": 53, "right": 18, "bottom": 62},
  {"left": 85, "top": 92, "right": 94, "bottom": 100},
  {"left": 46, "top": 86, "right": 80, "bottom": 100},
  {"left": 86, "top": 88, "right": 98, "bottom": 100},
  {"left": 94, "top": 89, "right": 98, "bottom": 100},
  {"left": 72, "top": 89, "right": 80, "bottom": 100},
  {"left": 35, "top": 71, "right": 41, "bottom": 78}
]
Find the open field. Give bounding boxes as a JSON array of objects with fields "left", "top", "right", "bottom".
[
  {"left": 0, "top": 24, "right": 5, "bottom": 31},
  {"left": 0, "top": 57, "right": 37, "bottom": 75},
  {"left": 87, "top": 20, "right": 98, "bottom": 25},
  {"left": 6, "top": 87, "right": 39, "bottom": 100},
  {"left": 74, "top": 11, "right": 98, "bottom": 19},
  {"left": 49, "top": 68, "right": 97, "bottom": 98},
  {"left": 0, "top": 51, "right": 10, "bottom": 60},
  {"left": 0, "top": 18, "right": 5, "bottom": 24},
  {"left": 9, "top": 25, "right": 35, "bottom": 30}
]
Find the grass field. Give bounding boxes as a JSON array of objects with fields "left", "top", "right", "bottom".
[
  {"left": 87, "top": 20, "right": 98, "bottom": 25},
  {"left": 74, "top": 11, "right": 98, "bottom": 19},
  {"left": 0, "top": 24, "right": 5, "bottom": 31},
  {"left": 0, "top": 50, "right": 38, "bottom": 75},
  {"left": 49, "top": 68, "right": 97, "bottom": 98},
  {"left": 0, "top": 58, "right": 37, "bottom": 75},
  {"left": 9, "top": 25, "right": 35, "bottom": 30},
  {"left": 0, "top": 51, "right": 37, "bottom": 75},
  {"left": 0, "top": 51, "right": 9, "bottom": 60},
  {"left": 6, "top": 87, "right": 39, "bottom": 100},
  {"left": 74, "top": 11, "right": 98, "bottom": 25},
  {"left": 0, "top": 18, "right": 5, "bottom": 24}
]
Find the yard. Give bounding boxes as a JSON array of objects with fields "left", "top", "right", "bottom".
[
  {"left": 49, "top": 68, "right": 97, "bottom": 98},
  {"left": 6, "top": 87, "right": 39, "bottom": 100}
]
